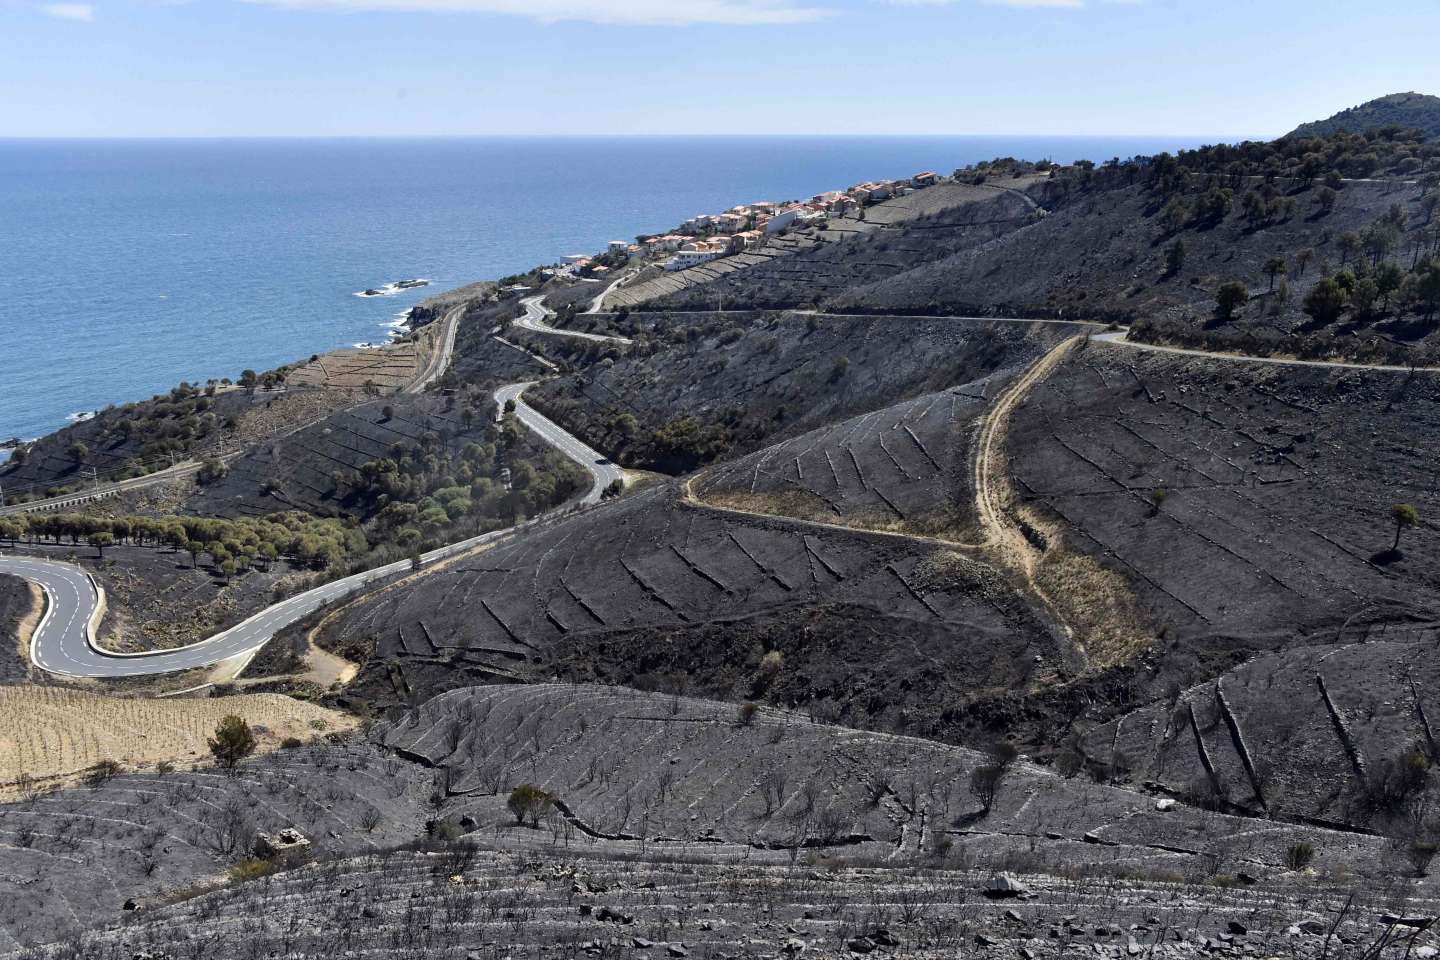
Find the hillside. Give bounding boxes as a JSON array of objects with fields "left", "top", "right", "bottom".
[
  {"left": 619, "top": 129, "right": 1440, "bottom": 365},
  {"left": 3, "top": 685, "right": 1428, "bottom": 956},
  {"left": 1291, "top": 92, "right": 1440, "bottom": 140}
]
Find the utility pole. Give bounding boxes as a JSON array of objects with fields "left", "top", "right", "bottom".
[{"left": 86, "top": 467, "right": 99, "bottom": 491}]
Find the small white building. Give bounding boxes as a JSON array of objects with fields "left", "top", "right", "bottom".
[{"left": 764, "top": 208, "right": 800, "bottom": 234}]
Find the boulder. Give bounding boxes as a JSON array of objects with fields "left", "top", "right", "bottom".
[
  {"left": 1154, "top": 798, "right": 1177, "bottom": 811},
  {"left": 982, "top": 873, "right": 1029, "bottom": 899}
]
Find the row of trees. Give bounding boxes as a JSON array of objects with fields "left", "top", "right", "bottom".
[{"left": 0, "top": 510, "right": 366, "bottom": 575}]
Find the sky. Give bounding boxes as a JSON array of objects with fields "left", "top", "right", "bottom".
[{"left": 3, "top": 0, "right": 1439, "bottom": 138}]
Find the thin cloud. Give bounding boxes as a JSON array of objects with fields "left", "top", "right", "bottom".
[
  {"left": 983, "top": 0, "right": 1085, "bottom": 7},
  {"left": 243, "top": 0, "right": 826, "bottom": 24},
  {"left": 39, "top": 2, "right": 95, "bottom": 19}
]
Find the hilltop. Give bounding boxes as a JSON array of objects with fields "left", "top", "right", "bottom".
[{"left": 1291, "top": 91, "right": 1440, "bottom": 140}]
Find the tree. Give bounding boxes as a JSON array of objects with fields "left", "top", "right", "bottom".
[
  {"left": 1264, "top": 257, "right": 1286, "bottom": 291},
  {"left": 238, "top": 369, "right": 258, "bottom": 390},
  {"left": 1163, "top": 240, "right": 1186, "bottom": 278},
  {"left": 88, "top": 531, "right": 113, "bottom": 558},
  {"left": 381, "top": 405, "right": 394, "bottom": 422},
  {"left": 506, "top": 784, "right": 554, "bottom": 828},
  {"left": 185, "top": 540, "right": 204, "bottom": 568},
  {"left": 1214, "top": 282, "right": 1249, "bottom": 321},
  {"left": 1314, "top": 187, "right": 1338, "bottom": 214},
  {"left": 1303, "top": 277, "right": 1349, "bottom": 326},
  {"left": 208, "top": 715, "right": 257, "bottom": 772},
  {"left": 67, "top": 442, "right": 88, "bottom": 464},
  {"left": 1392, "top": 503, "right": 1420, "bottom": 554},
  {"left": 1295, "top": 248, "right": 1314, "bottom": 278},
  {"left": 1337, "top": 232, "right": 1362, "bottom": 265}
]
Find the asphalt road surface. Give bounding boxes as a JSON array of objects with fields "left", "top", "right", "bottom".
[
  {"left": 513, "top": 296, "right": 633, "bottom": 345},
  {"left": 6, "top": 378, "right": 623, "bottom": 679},
  {"left": 494, "top": 382, "right": 625, "bottom": 505},
  {"left": 1, "top": 520, "right": 537, "bottom": 678}
]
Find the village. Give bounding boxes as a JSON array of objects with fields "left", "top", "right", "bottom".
[{"left": 555, "top": 170, "right": 946, "bottom": 278}]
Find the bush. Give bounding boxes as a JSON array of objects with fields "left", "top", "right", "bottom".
[
  {"left": 737, "top": 702, "right": 759, "bottom": 726},
  {"left": 506, "top": 784, "right": 554, "bottom": 828},
  {"left": 1284, "top": 841, "right": 1315, "bottom": 871},
  {"left": 84, "top": 759, "right": 122, "bottom": 788},
  {"left": 969, "top": 765, "right": 1004, "bottom": 813},
  {"left": 279, "top": 737, "right": 303, "bottom": 750},
  {"left": 229, "top": 859, "right": 275, "bottom": 883}
]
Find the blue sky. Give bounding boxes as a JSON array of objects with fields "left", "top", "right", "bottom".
[{"left": 4, "top": 0, "right": 1439, "bottom": 137}]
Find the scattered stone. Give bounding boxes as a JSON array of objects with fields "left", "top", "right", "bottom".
[
  {"left": 846, "top": 936, "right": 875, "bottom": 954},
  {"left": 871, "top": 929, "right": 899, "bottom": 947},
  {"left": 122, "top": 898, "right": 139, "bottom": 911},
  {"left": 1296, "top": 919, "right": 1327, "bottom": 935},
  {"left": 1127, "top": 937, "right": 1143, "bottom": 956},
  {"left": 1381, "top": 914, "right": 1437, "bottom": 929},
  {"left": 667, "top": 945, "right": 688, "bottom": 957},
  {"left": 597, "top": 906, "right": 635, "bottom": 924},
  {"left": 1227, "top": 921, "right": 1247, "bottom": 936},
  {"left": 983, "top": 873, "right": 1029, "bottom": 899},
  {"left": 781, "top": 938, "right": 807, "bottom": 956},
  {"left": 974, "top": 933, "right": 998, "bottom": 947},
  {"left": 632, "top": 937, "right": 653, "bottom": 949},
  {"left": 1155, "top": 798, "right": 1177, "bottom": 811},
  {"left": 1235, "top": 872, "right": 1258, "bottom": 885},
  {"left": 1082, "top": 831, "right": 1103, "bottom": 844},
  {"left": 1414, "top": 947, "right": 1438, "bottom": 959},
  {"left": 1004, "top": 909, "right": 1024, "bottom": 924}
]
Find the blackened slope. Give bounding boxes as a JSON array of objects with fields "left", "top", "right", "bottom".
[
  {"left": 526, "top": 313, "right": 1087, "bottom": 474},
  {"left": 1009, "top": 342, "right": 1440, "bottom": 643},
  {"left": 637, "top": 189, "right": 1037, "bottom": 313},
  {"left": 323, "top": 483, "right": 1065, "bottom": 726},
  {"left": 831, "top": 180, "right": 1429, "bottom": 331}
]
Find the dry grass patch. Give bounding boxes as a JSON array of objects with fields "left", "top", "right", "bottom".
[
  {"left": 286, "top": 337, "right": 424, "bottom": 393},
  {"left": 0, "top": 687, "right": 357, "bottom": 795}
]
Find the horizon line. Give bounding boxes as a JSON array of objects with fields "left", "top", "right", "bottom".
[{"left": 0, "top": 131, "right": 1263, "bottom": 142}]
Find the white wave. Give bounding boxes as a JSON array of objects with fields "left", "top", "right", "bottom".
[{"left": 66, "top": 410, "right": 96, "bottom": 424}]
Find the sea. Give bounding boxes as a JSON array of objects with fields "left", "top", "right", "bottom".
[{"left": 0, "top": 135, "right": 1214, "bottom": 446}]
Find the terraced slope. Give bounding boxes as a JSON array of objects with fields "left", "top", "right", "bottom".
[
  {"left": 14, "top": 685, "right": 1431, "bottom": 960},
  {"left": 320, "top": 482, "right": 1064, "bottom": 734},
  {"left": 382, "top": 685, "right": 1391, "bottom": 879},
  {"left": 1088, "top": 629, "right": 1440, "bottom": 830},
  {"left": 694, "top": 381, "right": 995, "bottom": 541},
  {"left": 1010, "top": 342, "right": 1440, "bottom": 641},
  {"left": 0, "top": 740, "right": 431, "bottom": 947}
]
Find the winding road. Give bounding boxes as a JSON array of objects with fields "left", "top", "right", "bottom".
[
  {"left": 513, "top": 296, "right": 633, "bottom": 345},
  {"left": 3, "top": 306, "right": 622, "bottom": 680},
  {"left": 10, "top": 292, "right": 1428, "bottom": 681}
]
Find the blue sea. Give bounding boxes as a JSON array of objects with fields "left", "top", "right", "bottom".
[{"left": 0, "top": 135, "right": 1213, "bottom": 443}]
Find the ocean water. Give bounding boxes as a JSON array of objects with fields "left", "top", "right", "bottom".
[{"left": 0, "top": 135, "right": 1211, "bottom": 443}]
